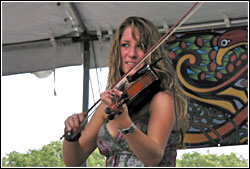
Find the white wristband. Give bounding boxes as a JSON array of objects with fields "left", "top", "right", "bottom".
[{"left": 119, "top": 123, "right": 136, "bottom": 135}]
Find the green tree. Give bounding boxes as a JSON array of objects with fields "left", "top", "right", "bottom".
[
  {"left": 87, "top": 148, "right": 105, "bottom": 167},
  {"left": 2, "top": 140, "right": 105, "bottom": 167},
  {"left": 2, "top": 141, "right": 65, "bottom": 167},
  {"left": 2, "top": 141, "right": 248, "bottom": 167},
  {"left": 176, "top": 150, "right": 248, "bottom": 167}
]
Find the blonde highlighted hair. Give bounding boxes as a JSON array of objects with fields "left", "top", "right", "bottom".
[{"left": 107, "top": 16, "right": 189, "bottom": 138}]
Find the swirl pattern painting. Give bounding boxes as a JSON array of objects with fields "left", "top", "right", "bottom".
[{"left": 165, "top": 28, "right": 248, "bottom": 148}]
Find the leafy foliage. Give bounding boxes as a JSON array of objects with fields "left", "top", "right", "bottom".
[
  {"left": 2, "top": 141, "right": 248, "bottom": 167},
  {"left": 176, "top": 150, "right": 248, "bottom": 167},
  {"left": 2, "top": 140, "right": 105, "bottom": 167},
  {"left": 2, "top": 141, "right": 65, "bottom": 167},
  {"left": 87, "top": 148, "right": 105, "bottom": 167}
]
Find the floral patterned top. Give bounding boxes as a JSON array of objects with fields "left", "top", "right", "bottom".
[{"left": 96, "top": 111, "right": 180, "bottom": 167}]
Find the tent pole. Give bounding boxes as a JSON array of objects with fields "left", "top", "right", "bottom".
[{"left": 81, "top": 40, "right": 90, "bottom": 167}]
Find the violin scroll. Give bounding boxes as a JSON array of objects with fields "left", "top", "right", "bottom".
[{"left": 105, "top": 91, "right": 129, "bottom": 120}]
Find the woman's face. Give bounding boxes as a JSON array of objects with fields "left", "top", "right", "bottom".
[{"left": 120, "top": 26, "right": 145, "bottom": 77}]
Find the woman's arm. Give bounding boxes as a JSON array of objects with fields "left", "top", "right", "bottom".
[
  {"left": 113, "top": 92, "right": 176, "bottom": 166},
  {"left": 62, "top": 103, "right": 106, "bottom": 166}
]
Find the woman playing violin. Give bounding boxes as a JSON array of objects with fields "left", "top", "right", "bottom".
[{"left": 62, "top": 16, "right": 189, "bottom": 167}]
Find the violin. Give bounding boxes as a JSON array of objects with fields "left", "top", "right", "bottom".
[
  {"left": 61, "top": 2, "right": 204, "bottom": 141},
  {"left": 62, "top": 59, "right": 162, "bottom": 141},
  {"left": 105, "top": 58, "right": 162, "bottom": 120}
]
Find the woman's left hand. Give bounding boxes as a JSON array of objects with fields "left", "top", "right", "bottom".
[{"left": 112, "top": 88, "right": 132, "bottom": 129}]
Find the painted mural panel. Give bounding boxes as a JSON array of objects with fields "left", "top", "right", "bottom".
[{"left": 165, "top": 28, "right": 248, "bottom": 148}]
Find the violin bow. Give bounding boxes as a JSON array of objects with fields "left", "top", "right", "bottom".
[{"left": 61, "top": 2, "right": 204, "bottom": 140}]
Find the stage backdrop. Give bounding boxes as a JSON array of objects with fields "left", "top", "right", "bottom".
[{"left": 165, "top": 27, "right": 248, "bottom": 149}]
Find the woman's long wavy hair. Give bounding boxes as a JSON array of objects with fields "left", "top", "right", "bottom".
[{"left": 107, "top": 16, "right": 189, "bottom": 142}]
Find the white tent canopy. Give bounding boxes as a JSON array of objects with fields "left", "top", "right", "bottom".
[{"left": 2, "top": 1, "right": 248, "bottom": 76}]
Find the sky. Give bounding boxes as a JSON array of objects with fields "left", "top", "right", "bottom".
[{"left": 1, "top": 65, "right": 249, "bottom": 163}]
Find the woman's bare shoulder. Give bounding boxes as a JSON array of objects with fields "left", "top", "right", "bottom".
[
  {"left": 149, "top": 91, "right": 175, "bottom": 117},
  {"left": 152, "top": 91, "right": 174, "bottom": 105}
]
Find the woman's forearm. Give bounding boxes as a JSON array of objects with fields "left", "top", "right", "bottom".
[
  {"left": 62, "top": 140, "right": 85, "bottom": 166},
  {"left": 123, "top": 128, "right": 164, "bottom": 166}
]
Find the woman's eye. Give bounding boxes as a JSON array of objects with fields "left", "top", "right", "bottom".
[{"left": 120, "top": 43, "right": 129, "bottom": 47}]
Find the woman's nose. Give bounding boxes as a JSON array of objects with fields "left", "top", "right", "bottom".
[{"left": 128, "top": 46, "right": 138, "bottom": 59}]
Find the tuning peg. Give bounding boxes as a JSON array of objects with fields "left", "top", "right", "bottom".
[
  {"left": 105, "top": 107, "right": 112, "bottom": 114},
  {"left": 108, "top": 113, "right": 115, "bottom": 120}
]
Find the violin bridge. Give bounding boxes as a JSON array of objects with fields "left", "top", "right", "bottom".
[{"left": 148, "top": 67, "right": 159, "bottom": 81}]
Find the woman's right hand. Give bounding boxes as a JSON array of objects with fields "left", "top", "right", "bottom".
[{"left": 64, "top": 113, "right": 85, "bottom": 133}]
